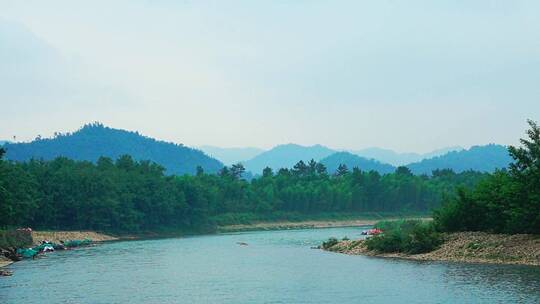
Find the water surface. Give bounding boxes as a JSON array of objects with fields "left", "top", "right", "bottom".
[{"left": 1, "top": 227, "right": 539, "bottom": 303}]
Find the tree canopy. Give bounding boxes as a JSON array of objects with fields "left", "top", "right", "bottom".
[{"left": 0, "top": 149, "right": 486, "bottom": 232}]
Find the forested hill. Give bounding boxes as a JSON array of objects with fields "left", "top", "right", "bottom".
[
  {"left": 242, "top": 144, "right": 335, "bottom": 174},
  {"left": 3, "top": 123, "right": 223, "bottom": 175},
  {"left": 320, "top": 152, "right": 396, "bottom": 174},
  {"left": 406, "top": 144, "right": 512, "bottom": 175}
]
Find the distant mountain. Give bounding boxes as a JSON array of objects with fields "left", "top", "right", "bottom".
[
  {"left": 352, "top": 146, "right": 463, "bottom": 166},
  {"left": 406, "top": 144, "right": 512, "bottom": 175},
  {"left": 199, "top": 145, "right": 264, "bottom": 165},
  {"left": 422, "top": 146, "right": 464, "bottom": 159},
  {"left": 352, "top": 148, "right": 421, "bottom": 166},
  {"left": 242, "top": 144, "right": 335, "bottom": 174},
  {"left": 320, "top": 152, "right": 396, "bottom": 174},
  {"left": 3, "top": 123, "right": 223, "bottom": 175}
]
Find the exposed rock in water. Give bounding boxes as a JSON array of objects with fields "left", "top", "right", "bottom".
[{"left": 323, "top": 232, "right": 540, "bottom": 266}]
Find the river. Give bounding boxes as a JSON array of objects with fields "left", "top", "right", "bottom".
[{"left": 1, "top": 227, "right": 539, "bottom": 303}]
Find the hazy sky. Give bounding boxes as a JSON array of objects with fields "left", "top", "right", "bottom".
[{"left": 1, "top": 1, "right": 539, "bottom": 152}]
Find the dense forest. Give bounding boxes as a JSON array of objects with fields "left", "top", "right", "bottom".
[
  {"left": 3, "top": 123, "right": 223, "bottom": 175},
  {"left": 435, "top": 120, "right": 540, "bottom": 234},
  {"left": 0, "top": 147, "right": 486, "bottom": 232}
]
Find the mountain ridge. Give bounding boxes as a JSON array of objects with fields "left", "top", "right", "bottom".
[
  {"left": 241, "top": 143, "right": 335, "bottom": 174},
  {"left": 3, "top": 124, "right": 513, "bottom": 176},
  {"left": 3, "top": 123, "right": 223, "bottom": 175},
  {"left": 199, "top": 145, "right": 264, "bottom": 166},
  {"left": 320, "top": 152, "right": 396, "bottom": 174},
  {"left": 352, "top": 146, "right": 463, "bottom": 166},
  {"left": 406, "top": 144, "right": 511, "bottom": 175}
]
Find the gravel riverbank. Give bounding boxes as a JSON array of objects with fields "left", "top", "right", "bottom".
[
  {"left": 324, "top": 231, "right": 540, "bottom": 266},
  {"left": 218, "top": 218, "right": 430, "bottom": 233},
  {"left": 31, "top": 231, "right": 118, "bottom": 245}
]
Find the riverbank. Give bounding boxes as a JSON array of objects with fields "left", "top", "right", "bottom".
[
  {"left": 31, "top": 231, "right": 118, "bottom": 245},
  {"left": 219, "top": 219, "right": 380, "bottom": 232},
  {"left": 324, "top": 231, "right": 540, "bottom": 266},
  {"left": 217, "top": 214, "right": 430, "bottom": 232},
  {"left": 1, "top": 230, "right": 118, "bottom": 271}
]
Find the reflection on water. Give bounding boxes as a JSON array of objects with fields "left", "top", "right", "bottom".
[{"left": 1, "top": 227, "right": 539, "bottom": 304}]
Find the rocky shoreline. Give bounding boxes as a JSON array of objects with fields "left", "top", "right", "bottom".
[
  {"left": 323, "top": 231, "right": 540, "bottom": 266},
  {"left": 1, "top": 230, "right": 118, "bottom": 273}
]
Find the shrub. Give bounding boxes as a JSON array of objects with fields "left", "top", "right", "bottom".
[
  {"left": 365, "top": 220, "right": 441, "bottom": 254},
  {"left": 403, "top": 222, "right": 442, "bottom": 254},
  {"left": 321, "top": 237, "right": 339, "bottom": 249}
]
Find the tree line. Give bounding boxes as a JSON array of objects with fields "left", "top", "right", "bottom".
[{"left": 0, "top": 145, "right": 488, "bottom": 232}]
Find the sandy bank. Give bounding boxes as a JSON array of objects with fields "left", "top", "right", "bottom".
[
  {"left": 219, "top": 217, "right": 430, "bottom": 233},
  {"left": 31, "top": 231, "right": 118, "bottom": 245},
  {"left": 218, "top": 219, "right": 379, "bottom": 232},
  {"left": 325, "top": 232, "right": 540, "bottom": 266}
]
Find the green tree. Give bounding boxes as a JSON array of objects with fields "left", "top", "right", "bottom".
[
  {"left": 230, "top": 163, "right": 246, "bottom": 179},
  {"left": 262, "top": 167, "right": 273, "bottom": 178},
  {"left": 395, "top": 166, "right": 413, "bottom": 176},
  {"left": 196, "top": 166, "right": 204, "bottom": 176},
  {"left": 507, "top": 119, "right": 540, "bottom": 233},
  {"left": 335, "top": 164, "right": 349, "bottom": 176}
]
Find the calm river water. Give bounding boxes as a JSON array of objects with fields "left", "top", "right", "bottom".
[{"left": 1, "top": 227, "right": 539, "bottom": 303}]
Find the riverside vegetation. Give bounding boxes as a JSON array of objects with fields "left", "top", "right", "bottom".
[
  {"left": 0, "top": 148, "right": 486, "bottom": 233},
  {"left": 323, "top": 120, "right": 540, "bottom": 264}
]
